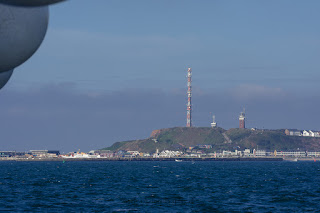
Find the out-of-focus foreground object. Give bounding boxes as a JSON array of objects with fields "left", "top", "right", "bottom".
[{"left": 0, "top": 0, "right": 65, "bottom": 89}]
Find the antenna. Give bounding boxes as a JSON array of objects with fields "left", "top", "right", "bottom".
[
  {"left": 211, "top": 114, "right": 217, "bottom": 128},
  {"left": 186, "top": 68, "right": 192, "bottom": 127}
]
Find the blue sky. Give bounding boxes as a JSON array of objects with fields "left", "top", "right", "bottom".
[{"left": 1, "top": 0, "right": 320, "bottom": 152}]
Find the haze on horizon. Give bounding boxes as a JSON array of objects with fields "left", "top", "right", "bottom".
[{"left": 1, "top": 0, "right": 320, "bottom": 152}]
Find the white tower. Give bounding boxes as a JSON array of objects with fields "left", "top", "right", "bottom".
[{"left": 211, "top": 115, "right": 217, "bottom": 128}]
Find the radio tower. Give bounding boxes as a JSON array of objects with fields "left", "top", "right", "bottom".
[{"left": 187, "top": 68, "right": 192, "bottom": 127}]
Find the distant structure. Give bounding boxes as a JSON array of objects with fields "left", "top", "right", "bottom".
[
  {"left": 239, "top": 108, "right": 246, "bottom": 129},
  {"left": 211, "top": 115, "right": 217, "bottom": 128},
  {"left": 187, "top": 68, "right": 192, "bottom": 127}
]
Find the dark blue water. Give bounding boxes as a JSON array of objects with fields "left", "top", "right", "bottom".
[{"left": 0, "top": 161, "right": 320, "bottom": 212}]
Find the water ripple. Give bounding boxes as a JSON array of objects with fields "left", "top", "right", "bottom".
[{"left": 0, "top": 161, "right": 320, "bottom": 212}]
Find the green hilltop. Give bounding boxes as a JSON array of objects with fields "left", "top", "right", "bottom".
[{"left": 101, "top": 127, "right": 320, "bottom": 153}]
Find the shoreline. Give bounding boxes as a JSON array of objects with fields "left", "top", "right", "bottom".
[
  {"left": 0, "top": 157, "right": 284, "bottom": 162},
  {"left": 283, "top": 157, "right": 320, "bottom": 162}
]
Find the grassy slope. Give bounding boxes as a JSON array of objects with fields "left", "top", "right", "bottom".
[
  {"left": 102, "top": 127, "right": 320, "bottom": 152},
  {"left": 226, "top": 129, "right": 320, "bottom": 151}
]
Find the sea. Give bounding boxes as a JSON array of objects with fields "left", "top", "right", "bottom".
[{"left": 0, "top": 161, "right": 320, "bottom": 212}]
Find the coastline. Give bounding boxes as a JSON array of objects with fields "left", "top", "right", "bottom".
[
  {"left": 283, "top": 157, "right": 320, "bottom": 162},
  {"left": 0, "top": 157, "right": 284, "bottom": 162}
]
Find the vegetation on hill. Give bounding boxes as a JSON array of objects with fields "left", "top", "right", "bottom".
[{"left": 101, "top": 127, "right": 320, "bottom": 153}]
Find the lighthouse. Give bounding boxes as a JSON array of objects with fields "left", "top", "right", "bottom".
[{"left": 239, "top": 109, "right": 245, "bottom": 129}]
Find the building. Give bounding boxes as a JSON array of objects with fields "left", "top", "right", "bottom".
[
  {"left": 157, "top": 150, "right": 182, "bottom": 158},
  {"left": 307, "top": 152, "right": 320, "bottom": 157},
  {"left": 94, "top": 150, "right": 115, "bottom": 158},
  {"left": 30, "top": 150, "right": 60, "bottom": 157},
  {"left": 239, "top": 109, "right": 245, "bottom": 129},
  {"left": 0, "top": 151, "right": 16, "bottom": 158},
  {"left": 285, "top": 129, "right": 302, "bottom": 136},
  {"left": 285, "top": 129, "right": 320, "bottom": 137},
  {"left": 255, "top": 150, "right": 266, "bottom": 156},
  {"left": 303, "top": 130, "right": 310, "bottom": 137},
  {"left": 222, "top": 150, "right": 241, "bottom": 157},
  {"left": 309, "top": 131, "right": 315, "bottom": 137},
  {"left": 211, "top": 115, "right": 217, "bottom": 128},
  {"left": 285, "top": 129, "right": 290, "bottom": 135},
  {"left": 279, "top": 151, "right": 307, "bottom": 157},
  {"left": 197, "top": 145, "right": 213, "bottom": 149}
]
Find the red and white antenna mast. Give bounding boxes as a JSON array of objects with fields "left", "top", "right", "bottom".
[{"left": 187, "top": 68, "right": 192, "bottom": 127}]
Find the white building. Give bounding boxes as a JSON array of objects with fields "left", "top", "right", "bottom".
[
  {"left": 222, "top": 150, "right": 241, "bottom": 157},
  {"left": 244, "top": 149, "right": 250, "bottom": 154},
  {"left": 127, "top": 151, "right": 140, "bottom": 157},
  {"left": 158, "top": 150, "right": 182, "bottom": 158},
  {"left": 211, "top": 115, "right": 217, "bottom": 128},
  {"left": 309, "top": 131, "right": 315, "bottom": 137},
  {"left": 222, "top": 150, "right": 232, "bottom": 156},
  {"left": 278, "top": 151, "right": 306, "bottom": 157},
  {"left": 307, "top": 152, "right": 320, "bottom": 157},
  {"left": 255, "top": 150, "right": 266, "bottom": 156},
  {"left": 303, "top": 130, "right": 310, "bottom": 137}
]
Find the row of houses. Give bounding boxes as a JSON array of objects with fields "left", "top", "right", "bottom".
[
  {"left": 3, "top": 148, "right": 320, "bottom": 159},
  {"left": 93, "top": 149, "right": 320, "bottom": 158},
  {"left": 0, "top": 150, "right": 60, "bottom": 158},
  {"left": 285, "top": 129, "right": 320, "bottom": 137},
  {"left": 221, "top": 149, "right": 320, "bottom": 157},
  {"left": 221, "top": 149, "right": 266, "bottom": 157}
]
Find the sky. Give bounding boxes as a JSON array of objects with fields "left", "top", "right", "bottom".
[{"left": 1, "top": 0, "right": 320, "bottom": 152}]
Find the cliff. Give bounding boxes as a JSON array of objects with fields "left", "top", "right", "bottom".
[{"left": 101, "top": 127, "right": 320, "bottom": 153}]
